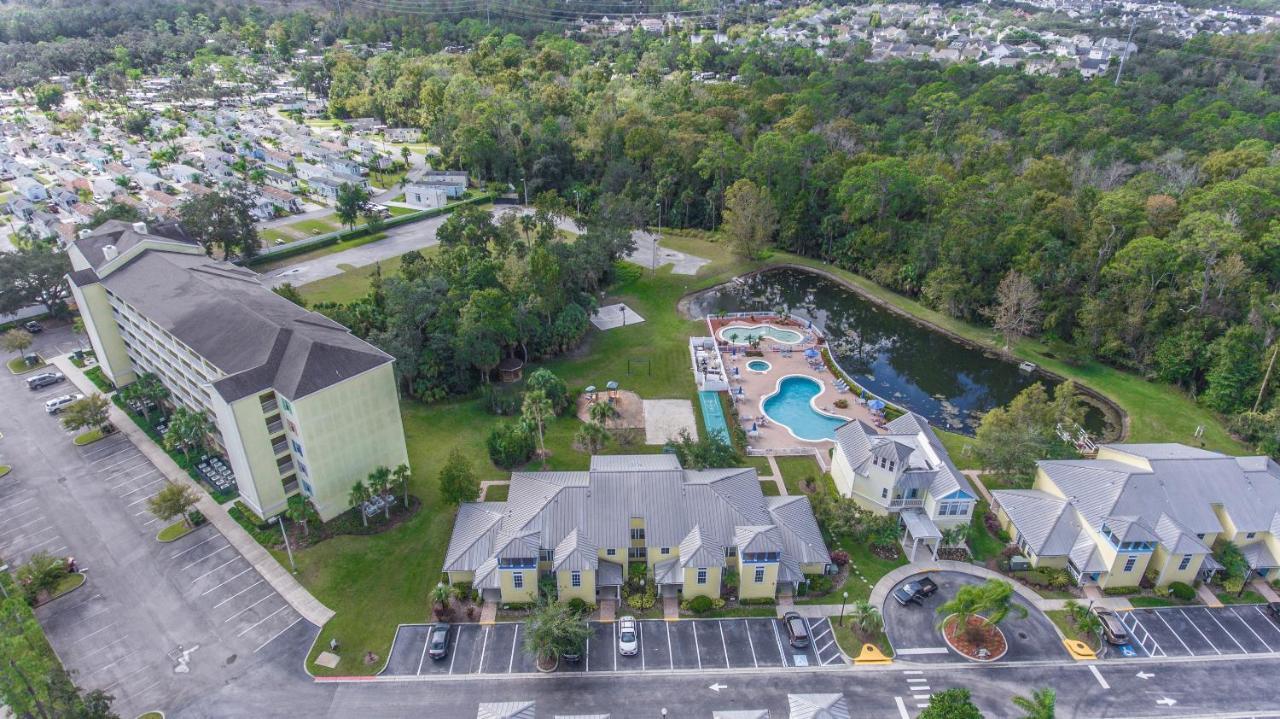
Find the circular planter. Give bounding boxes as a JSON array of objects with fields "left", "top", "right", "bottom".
[
  {"left": 535, "top": 655, "right": 559, "bottom": 673},
  {"left": 940, "top": 613, "right": 1008, "bottom": 662},
  {"left": 136, "top": 712, "right": 165, "bottom": 719}
]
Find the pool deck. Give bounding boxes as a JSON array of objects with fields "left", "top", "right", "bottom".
[{"left": 719, "top": 343, "right": 881, "bottom": 453}]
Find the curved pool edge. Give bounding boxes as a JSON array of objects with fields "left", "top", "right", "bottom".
[
  {"left": 758, "top": 373, "right": 853, "bottom": 444},
  {"left": 682, "top": 263, "right": 1127, "bottom": 442},
  {"left": 718, "top": 322, "right": 806, "bottom": 346}
]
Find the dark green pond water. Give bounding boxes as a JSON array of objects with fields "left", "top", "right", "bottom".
[{"left": 689, "top": 267, "right": 1111, "bottom": 436}]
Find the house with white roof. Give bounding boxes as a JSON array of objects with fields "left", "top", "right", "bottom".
[{"left": 993, "top": 444, "right": 1280, "bottom": 589}]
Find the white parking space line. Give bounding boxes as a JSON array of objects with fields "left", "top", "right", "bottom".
[
  {"left": 894, "top": 697, "right": 910, "bottom": 719},
  {"left": 0, "top": 514, "right": 52, "bottom": 536},
  {"left": 743, "top": 619, "right": 758, "bottom": 667},
  {"left": 254, "top": 617, "right": 303, "bottom": 653},
  {"left": 1254, "top": 606, "right": 1280, "bottom": 642},
  {"left": 126, "top": 494, "right": 157, "bottom": 508},
  {"left": 1089, "top": 664, "right": 1110, "bottom": 689},
  {"left": 666, "top": 622, "right": 673, "bottom": 670},
  {"left": 718, "top": 620, "right": 730, "bottom": 668},
  {"left": 639, "top": 621, "right": 645, "bottom": 671},
  {"left": 191, "top": 557, "right": 239, "bottom": 584},
  {"left": 1203, "top": 609, "right": 1248, "bottom": 653},
  {"left": 1179, "top": 609, "right": 1222, "bottom": 654},
  {"left": 170, "top": 534, "right": 221, "bottom": 559},
  {"left": 448, "top": 631, "right": 459, "bottom": 674},
  {"left": 478, "top": 626, "right": 490, "bottom": 673},
  {"left": 0, "top": 496, "right": 39, "bottom": 516},
  {"left": 110, "top": 469, "right": 159, "bottom": 490},
  {"left": 118, "top": 479, "right": 163, "bottom": 498},
  {"left": 94, "top": 450, "right": 145, "bottom": 470},
  {"left": 511, "top": 624, "right": 520, "bottom": 673},
  {"left": 237, "top": 605, "right": 289, "bottom": 638},
  {"left": 770, "top": 618, "right": 787, "bottom": 665},
  {"left": 102, "top": 457, "right": 150, "bottom": 478},
  {"left": 223, "top": 593, "right": 277, "bottom": 622},
  {"left": 71, "top": 622, "right": 118, "bottom": 645},
  {"left": 1144, "top": 611, "right": 1186, "bottom": 655},
  {"left": 1229, "top": 607, "right": 1273, "bottom": 651},
  {"left": 417, "top": 626, "right": 433, "bottom": 675},
  {"left": 585, "top": 636, "right": 590, "bottom": 672},
  {"left": 903, "top": 670, "right": 924, "bottom": 674},
  {"left": 101, "top": 663, "right": 148, "bottom": 690},
  {"left": 692, "top": 620, "right": 702, "bottom": 670},
  {"left": 181, "top": 543, "right": 232, "bottom": 571},
  {"left": 82, "top": 634, "right": 131, "bottom": 658},
  {"left": 201, "top": 566, "right": 254, "bottom": 596}
]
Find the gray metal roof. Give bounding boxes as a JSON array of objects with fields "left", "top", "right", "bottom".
[
  {"left": 900, "top": 509, "right": 941, "bottom": 540},
  {"left": 71, "top": 223, "right": 392, "bottom": 402},
  {"left": 678, "top": 525, "right": 726, "bottom": 568},
  {"left": 552, "top": 529, "right": 597, "bottom": 572},
  {"left": 447, "top": 456, "right": 828, "bottom": 575},
  {"left": 478, "top": 702, "right": 535, "bottom": 719},
  {"left": 1242, "top": 541, "right": 1280, "bottom": 570},
  {"left": 787, "top": 694, "right": 849, "bottom": 719},
  {"left": 712, "top": 712, "right": 768, "bottom": 719},
  {"left": 833, "top": 412, "right": 974, "bottom": 502}
]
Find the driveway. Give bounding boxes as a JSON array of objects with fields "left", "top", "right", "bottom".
[
  {"left": 882, "top": 571, "right": 1066, "bottom": 663},
  {"left": 382, "top": 616, "right": 846, "bottom": 677},
  {"left": 0, "top": 365, "right": 316, "bottom": 717}
]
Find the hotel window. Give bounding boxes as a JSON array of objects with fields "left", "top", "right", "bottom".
[
  {"left": 881, "top": 488, "right": 889, "bottom": 499},
  {"left": 660, "top": 547, "right": 670, "bottom": 555},
  {"left": 513, "top": 572, "right": 524, "bottom": 589},
  {"left": 281, "top": 398, "right": 293, "bottom": 413},
  {"left": 1124, "top": 555, "right": 1137, "bottom": 572},
  {"left": 696, "top": 569, "right": 707, "bottom": 585},
  {"left": 630, "top": 527, "right": 645, "bottom": 540},
  {"left": 1178, "top": 554, "right": 1192, "bottom": 571},
  {"left": 297, "top": 461, "right": 308, "bottom": 476},
  {"left": 754, "top": 566, "right": 765, "bottom": 583},
  {"left": 571, "top": 571, "right": 581, "bottom": 588},
  {"left": 606, "top": 548, "right": 616, "bottom": 556}
]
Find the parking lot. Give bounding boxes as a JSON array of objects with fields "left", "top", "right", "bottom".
[
  {"left": 383, "top": 616, "right": 846, "bottom": 677},
  {"left": 1111, "top": 604, "right": 1280, "bottom": 659},
  {"left": 883, "top": 571, "right": 1066, "bottom": 663}
]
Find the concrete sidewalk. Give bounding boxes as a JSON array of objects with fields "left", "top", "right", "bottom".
[{"left": 51, "top": 354, "right": 335, "bottom": 627}]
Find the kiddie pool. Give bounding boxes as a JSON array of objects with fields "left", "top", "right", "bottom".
[
  {"left": 761, "top": 375, "right": 849, "bottom": 442},
  {"left": 746, "top": 360, "right": 771, "bottom": 373}
]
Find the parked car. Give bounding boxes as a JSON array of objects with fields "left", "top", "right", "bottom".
[
  {"left": 782, "top": 611, "right": 810, "bottom": 648},
  {"left": 44, "top": 393, "right": 84, "bottom": 414},
  {"left": 24, "top": 320, "right": 42, "bottom": 333},
  {"left": 1092, "top": 608, "right": 1129, "bottom": 646},
  {"left": 562, "top": 639, "right": 584, "bottom": 663},
  {"left": 892, "top": 577, "right": 939, "bottom": 606},
  {"left": 427, "top": 623, "right": 450, "bottom": 660},
  {"left": 1268, "top": 602, "right": 1280, "bottom": 622},
  {"left": 26, "top": 371, "right": 64, "bottom": 390},
  {"left": 618, "top": 616, "right": 639, "bottom": 656}
]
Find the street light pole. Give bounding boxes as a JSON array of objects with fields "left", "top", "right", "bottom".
[
  {"left": 839, "top": 590, "right": 849, "bottom": 626},
  {"left": 273, "top": 516, "right": 296, "bottom": 573}
]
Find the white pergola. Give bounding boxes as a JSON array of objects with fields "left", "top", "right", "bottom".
[{"left": 900, "top": 510, "right": 942, "bottom": 562}]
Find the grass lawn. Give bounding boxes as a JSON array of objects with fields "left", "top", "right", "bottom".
[
  {"left": 254, "top": 231, "right": 389, "bottom": 274},
  {"left": 775, "top": 455, "right": 823, "bottom": 496},
  {"left": 936, "top": 429, "right": 982, "bottom": 471},
  {"left": 1045, "top": 609, "right": 1101, "bottom": 652},
  {"left": 1217, "top": 591, "right": 1266, "bottom": 605},
  {"left": 84, "top": 366, "right": 114, "bottom": 393},
  {"left": 483, "top": 483, "right": 509, "bottom": 501},
  {"left": 261, "top": 227, "right": 297, "bottom": 244},
  {"left": 387, "top": 205, "right": 417, "bottom": 217},
  {"left": 967, "top": 498, "right": 1007, "bottom": 563},
  {"left": 830, "top": 619, "right": 894, "bottom": 659},
  {"left": 742, "top": 455, "right": 772, "bottom": 475},
  {"left": 694, "top": 606, "right": 778, "bottom": 618},
  {"left": 7, "top": 356, "right": 46, "bottom": 374},
  {"left": 0, "top": 465, "right": 10, "bottom": 478},
  {"left": 157, "top": 520, "right": 196, "bottom": 543},
  {"left": 759, "top": 480, "right": 780, "bottom": 496},
  {"left": 73, "top": 428, "right": 105, "bottom": 446},
  {"left": 371, "top": 168, "right": 408, "bottom": 189},
  {"left": 290, "top": 215, "right": 342, "bottom": 235},
  {"left": 137, "top": 713, "right": 163, "bottom": 719},
  {"left": 1128, "top": 596, "right": 1183, "bottom": 608},
  {"left": 49, "top": 572, "right": 86, "bottom": 601}
]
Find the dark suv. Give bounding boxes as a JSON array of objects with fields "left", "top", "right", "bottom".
[
  {"left": 782, "top": 611, "right": 810, "bottom": 648},
  {"left": 23, "top": 320, "right": 42, "bottom": 333},
  {"left": 427, "top": 623, "right": 450, "bottom": 660},
  {"left": 892, "top": 577, "right": 939, "bottom": 606},
  {"left": 1092, "top": 608, "right": 1129, "bottom": 646}
]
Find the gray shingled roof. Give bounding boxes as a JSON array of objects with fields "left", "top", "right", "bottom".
[
  {"left": 70, "top": 223, "right": 392, "bottom": 402},
  {"left": 447, "top": 456, "right": 828, "bottom": 576}
]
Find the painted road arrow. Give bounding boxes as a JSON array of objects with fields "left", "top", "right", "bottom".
[
  {"left": 709, "top": 683, "right": 728, "bottom": 693},
  {"left": 1136, "top": 671, "right": 1154, "bottom": 679},
  {"left": 1156, "top": 698, "right": 1177, "bottom": 707}
]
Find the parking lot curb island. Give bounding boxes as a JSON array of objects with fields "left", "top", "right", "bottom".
[
  {"left": 50, "top": 354, "right": 336, "bottom": 628},
  {"left": 1063, "top": 639, "right": 1096, "bottom": 660},
  {"left": 854, "top": 643, "right": 892, "bottom": 665}
]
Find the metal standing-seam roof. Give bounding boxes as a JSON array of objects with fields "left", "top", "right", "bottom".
[
  {"left": 678, "top": 525, "right": 726, "bottom": 568},
  {"left": 552, "top": 529, "right": 598, "bottom": 572},
  {"left": 443, "top": 502, "right": 505, "bottom": 572},
  {"left": 832, "top": 412, "right": 974, "bottom": 502},
  {"left": 477, "top": 701, "right": 536, "bottom": 719},
  {"left": 787, "top": 693, "right": 850, "bottom": 719},
  {"left": 766, "top": 495, "right": 831, "bottom": 565},
  {"left": 712, "top": 712, "right": 768, "bottom": 719}
]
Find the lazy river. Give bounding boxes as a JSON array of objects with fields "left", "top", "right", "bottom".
[{"left": 690, "top": 267, "right": 1113, "bottom": 436}]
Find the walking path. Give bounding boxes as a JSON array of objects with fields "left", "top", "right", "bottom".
[
  {"left": 1252, "top": 578, "right": 1280, "bottom": 602},
  {"left": 1196, "top": 583, "right": 1225, "bottom": 608},
  {"left": 761, "top": 455, "right": 786, "bottom": 496},
  {"left": 51, "top": 355, "right": 336, "bottom": 627}
]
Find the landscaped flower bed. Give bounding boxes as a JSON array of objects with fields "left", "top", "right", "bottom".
[{"left": 941, "top": 613, "right": 1007, "bottom": 661}]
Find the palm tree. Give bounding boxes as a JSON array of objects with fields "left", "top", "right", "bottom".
[
  {"left": 392, "top": 463, "right": 411, "bottom": 509},
  {"left": 522, "top": 598, "right": 592, "bottom": 670},
  {"left": 1065, "top": 599, "right": 1103, "bottom": 648},
  {"left": 588, "top": 400, "right": 618, "bottom": 429},
  {"left": 522, "top": 389, "right": 554, "bottom": 463},
  {"left": 431, "top": 583, "right": 452, "bottom": 620},
  {"left": 286, "top": 495, "right": 318, "bottom": 537},
  {"left": 847, "top": 600, "right": 883, "bottom": 634},
  {"left": 163, "top": 407, "right": 212, "bottom": 464},
  {"left": 348, "top": 480, "right": 370, "bottom": 528},
  {"left": 367, "top": 465, "right": 392, "bottom": 520},
  {"left": 936, "top": 579, "right": 1027, "bottom": 649},
  {"left": 1012, "top": 688, "right": 1056, "bottom": 719}
]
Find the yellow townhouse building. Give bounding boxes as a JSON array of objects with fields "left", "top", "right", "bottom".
[
  {"left": 442, "top": 455, "right": 831, "bottom": 605},
  {"left": 65, "top": 220, "right": 409, "bottom": 521},
  {"left": 829, "top": 412, "right": 977, "bottom": 561},
  {"left": 992, "top": 443, "right": 1280, "bottom": 589}
]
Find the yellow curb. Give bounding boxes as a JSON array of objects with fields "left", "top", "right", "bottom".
[
  {"left": 1063, "top": 639, "right": 1096, "bottom": 660},
  {"left": 854, "top": 643, "right": 892, "bottom": 665},
  {"left": 480, "top": 619, "right": 496, "bottom": 626}
]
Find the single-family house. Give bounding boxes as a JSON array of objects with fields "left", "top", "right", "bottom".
[
  {"left": 162, "top": 164, "right": 203, "bottom": 184},
  {"left": 444, "top": 455, "right": 831, "bottom": 605},
  {"left": 6, "top": 197, "right": 35, "bottom": 220},
  {"left": 308, "top": 176, "right": 341, "bottom": 201},
  {"left": 326, "top": 157, "right": 365, "bottom": 177},
  {"left": 417, "top": 170, "right": 468, "bottom": 197},
  {"left": 993, "top": 444, "right": 1280, "bottom": 589},
  {"left": 402, "top": 184, "right": 448, "bottom": 210},
  {"left": 385, "top": 127, "right": 422, "bottom": 143},
  {"left": 14, "top": 176, "right": 48, "bottom": 202},
  {"left": 830, "top": 412, "right": 976, "bottom": 561},
  {"left": 133, "top": 171, "right": 166, "bottom": 192},
  {"left": 259, "top": 186, "right": 302, "bottom": 213}
]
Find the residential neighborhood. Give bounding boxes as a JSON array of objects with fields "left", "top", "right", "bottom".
[{"left": 4, "top": 0, "right": 1280, "bottom": 718}]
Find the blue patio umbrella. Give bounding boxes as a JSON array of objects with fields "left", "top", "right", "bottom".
[
  {"left": 750, "top": 422, "right": 758, "bottom": 432},
  {"left": 804, "top": 348, "right": 819, "bottom": 359},
  {"left": 585, "top": 385, "right": 596, "bottom": 394},
  {"left": 868, "top": 398, "right": 886, "bottom": 411},
  {"left": 606, "top": 380, "right": 619, "bottom": 390}
]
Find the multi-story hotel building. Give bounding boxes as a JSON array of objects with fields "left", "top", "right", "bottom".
[{"left": 66, "top": 220, "right": 410, "bottom": 521}]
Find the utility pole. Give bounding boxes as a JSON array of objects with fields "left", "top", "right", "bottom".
[{"left": 1114, "top": 16, "right": 1137, "bottom": 86}]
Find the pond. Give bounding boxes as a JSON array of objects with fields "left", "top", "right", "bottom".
[{"left": 688, "top": 267, "right": 1112, "bottom": 436}]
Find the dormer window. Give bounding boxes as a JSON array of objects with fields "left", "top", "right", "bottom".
[{"left": 888, "top": 461, "right": 896, "bottom": 472}]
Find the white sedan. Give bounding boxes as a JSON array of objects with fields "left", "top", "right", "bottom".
[{"left": 617, "top": 615, "right": 639, "bottom": 656}]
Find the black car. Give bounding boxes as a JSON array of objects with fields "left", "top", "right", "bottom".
[
  {"left": 892, "top": 577, "right": 939, "bottom": 606},
  {"left": 24, "top": 320, "right": 42, "bottom": 333},
  {"left": 782, "top": 611, "right": 810, "bottom": 648},
  {"left": 562, "top": 640, "right": 584, "bottom": 663},
  {"left": 1267, "top": 602, "right": 1280, "bottom": 622},
  {"left": 26, "top": 371, "right": 64, "bottom": 390},
  {"left": 427, "top": 623, "right": 450, "bottom": 660}
]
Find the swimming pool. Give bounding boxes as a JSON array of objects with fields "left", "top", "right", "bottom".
[
  {"left": 719, "top": 323, "right": 805, "bottom": 345},
  {"left": 761, "top": 375, "right": 849, "bottom": 442},
  {"left": 747, "top": 360, "right": 771, "bottom": 372}
]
